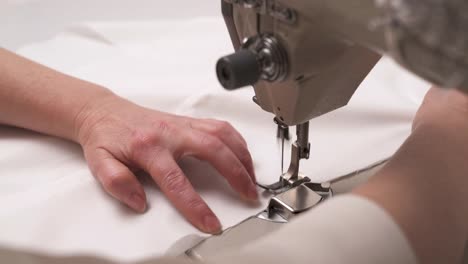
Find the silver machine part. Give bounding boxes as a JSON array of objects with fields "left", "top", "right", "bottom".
[
  {"left": 274, "top": 117, "right": 290, "bottom": 174},
  {"left": 194, "top": 0, "right": 468, "bottom": 261},
  {"left": 243, "top": 34, "right": 289, "bottom": 82},
  {"left": 186, "top": 182, "right": 332, "bottom": 261},
  {"left": 259, "top": 121, "right": 311, "bottom": 194},
  {"left": 215, "top": 0, "right": 468, "bottom": 224},
  {"left": 218, "top": 0, "right": 468, "bottom": 126}
]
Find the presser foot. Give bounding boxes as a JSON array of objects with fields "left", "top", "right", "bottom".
[
  {"left": 185, "top": 181, "right": 332, "bottom": 261},
  {"left": 262, "top": 181, "right": 332, "bottom": 221},
  {"left": 257, "top": 174, "right": 311, "bottom": 195},
  {"left": 261, "top": 121, "right": 311, "bottom": 194}
]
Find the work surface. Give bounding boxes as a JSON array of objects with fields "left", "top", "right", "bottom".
[{"left": 0, "top": 13, "right": 431, "bottom": 263}]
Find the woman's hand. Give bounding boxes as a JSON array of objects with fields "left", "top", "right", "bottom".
[
  {"left": 75, "top": 95, "right": 257, "bottom": 234},
  {"left": 0, "top": 49, "right": 257, "bottom": 234}
]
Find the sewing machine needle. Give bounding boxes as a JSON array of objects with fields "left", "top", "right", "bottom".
[
  {"left": 281, "top": 135, "right": 285, "bottom": 174},
  {"left": 275, "top": 118, "right": 290, "bottom": 175}
]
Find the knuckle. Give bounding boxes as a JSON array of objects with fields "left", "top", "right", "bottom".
[
  {"left": 130, "top": 130, "right": 154, "bottom": 149},
  {"left": 182, "top": 119, "right": 195, "bottom": 130},
  {"left": 200, "top": 135, "right": 224, "bottom": 151},
  {"left": 143, "top": 146, "right": 167, "bottom": 169},
  {"left": 161, "top": 169, "right": 188, "bottom": 193},
  {"left": 129, "top": 130, "right": 165, "bottom": 158},
  {"left": 101, "top": 171, "right": 128, "bottom": 192},
  {"left": 232, "top": 163, "right": 246, "bottom": 180},
  {"left": 186, "top": 198, "right": 207, "bottom": 211},
  {"left": 151, "top": 120, "right": 171, "bottom": 133},
  {"left": 214, "top": 121, "right": 233, "bottom": 135},
  {"left": 239, "top": 150, "right": 252, "bottom": 166}
]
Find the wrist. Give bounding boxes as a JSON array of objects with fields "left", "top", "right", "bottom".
[{"left": 72, "top": 86, "right": 117, "bottom": 145}]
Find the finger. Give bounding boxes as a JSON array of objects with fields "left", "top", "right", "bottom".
[
  {"left": 179, "top": 130, "right": 258, "bottom": 201},
  {"left": 200, "top": 119, "right": 248, "bottom": 146},
  {"left": 189, "top": 119, "right": 256, "bottom": 183},
  {"left": 138, "top": 148, "right": 221, "bottom": 234},
  {"left": 86, "top": 148, "right": 147, "bottom": 213}
]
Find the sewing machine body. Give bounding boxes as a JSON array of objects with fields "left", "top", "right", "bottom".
[
  {"left": 219, "top": 0, "right": 384, "bottom": 126},
  {"left": 214, "top": 0, "right": 391, "bottom": 212},
  {"left": 217, "top": 0, "right": 468, "bottom": 126},
  {"left": 214, "top": 0, "right": 468, "bottom": 213},
  {"left": 188, "top": 0, "right": 468, "bottom": 261}
]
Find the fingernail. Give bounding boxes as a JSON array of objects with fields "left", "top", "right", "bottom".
[
  {"left": 128, "top": 193, "right": 146, "bottom": 213},
  {"left": 247, "top": 185, "right": 259, "bottom": 201},
  {"left": 203, "top": 215, "right": 222, "bottom": 234}
]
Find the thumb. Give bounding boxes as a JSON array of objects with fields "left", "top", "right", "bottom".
[{"left": 85, "top": 148, "right": 147, "bottom": 213}]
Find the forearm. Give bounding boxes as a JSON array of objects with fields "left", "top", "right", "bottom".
[
  {"left": 0, "top": 48, "right": 113, "bottom": 141},
  {"left": 354, "top": 124, "right": 468, "bottom": 263}
]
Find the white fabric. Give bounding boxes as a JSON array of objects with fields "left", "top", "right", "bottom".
[
  {"left": 0, "top": 195, "right": 418, "bottom": 264},
  {"left": 206, "top": 195, "right": 418, "bottom": 264},
  {"left": 0, "top": 17, "right": 429, "bottom": 262},
  {"left": 0, "top": 0, "right": 218, "bottom": 50}
]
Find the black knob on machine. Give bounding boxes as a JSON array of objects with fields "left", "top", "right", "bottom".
[{"left": 216, "top": 49, "right": 261, "bottom": 90}]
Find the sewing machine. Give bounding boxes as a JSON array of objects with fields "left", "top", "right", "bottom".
[{"left": 185, "top": 0, "right": 468, "bottom": 260}]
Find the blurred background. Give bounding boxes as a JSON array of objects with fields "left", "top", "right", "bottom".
[{"left": 0, "top": 0, "right": 218, "bottom": 50}]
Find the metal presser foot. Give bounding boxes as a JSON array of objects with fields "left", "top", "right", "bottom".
[
  {"left": 257, "top": 121, "right": 333, "bottom": 219},
  {"left": 258, "top": 121, "right": 314, "bottom": 194},
  {"left": 185, "top": 181, "right": 333, "bottom": 261},
  {"left": 184, "top": 121, "right": 332, "bottom": 261}
]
